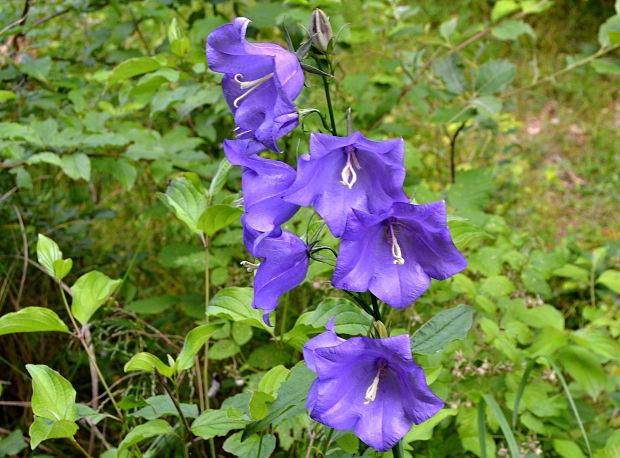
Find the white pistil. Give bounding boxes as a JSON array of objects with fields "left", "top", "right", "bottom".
[
  {"left": 339, "top": 149, "right": 362, "bottom": 189},
  {"left": 240, "top": 260, "right": 260, "bottom": 273},
  {"left": 364, "top": 369, "right": 382, "bottom": 404},
  {"left": 389, "top": 224, "right": 405, "bottom": 265},
  {"left": 233, "top": 73, "right": 274, "bottom": 108}
]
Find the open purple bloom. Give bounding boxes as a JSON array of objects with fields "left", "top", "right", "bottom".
[
  {"left": 303, "top": 323, "right": 443, "bottom": 451},
  {"left": 243, "top": 219, "right": 309, "bottom": 325},
  {"left": 283, "top": 131, "right": 408, "bottom": 237},
  {"left": 332, "top": 201, "right": 467, "bottom": 308},
  {"left": 224, "top": 139, "right": 299, "bottom": 232},
  {"left": 207, "top": 17, "right": 304, "bottom": 152}
]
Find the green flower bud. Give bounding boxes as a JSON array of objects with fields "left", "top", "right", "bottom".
[{"left": 309, "top": 8, "right": 333, "bottom": 52}]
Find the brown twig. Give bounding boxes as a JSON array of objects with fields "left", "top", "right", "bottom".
[
  {"left": 449, "top": 122, "right": 467, "bottom": 184},
  {"left": 128, "top": 6, "right": 152, "bottom": 56},
  {"left": 0, "top": 0, "right": 30, "bottom": 35}
]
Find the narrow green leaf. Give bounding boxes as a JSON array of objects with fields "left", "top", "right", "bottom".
[
  {"left": 0, "top": 90, "right": 17, "bottom": 103},
  {"left": 109, "top": 57, "right": 165, "bottom": 84},
  {"left": 0, "top": 307, "right": 70, "bottom": 336},
  {"left": 117, "top": 419, "right": 175, "bottom": 454},
  {"left": 36, "top": 234, "right": 64, "bottom": 279},
  {"left": 124, "top": 352, "right": 174, "bottom": 378},
  {"left": 71, "top": 271, "right": 121, "bottom": 324},
  {"left": 198, "top": 204, "right": 243, "bottom": 237},
  {"left": 482, "top": 394, "right": 519, "bottom": 458},
  {"left": 478, "top": 400, "right": 487, "bottom": 458},
  {"left": 175, "top": 324, "right": 220, "bottom": 372},
  {"left": 208, "top": 158, "right": 232, "bottom": 198},
  {"left": 512, "top": 359, "right": 535, "bottom": 428},
  {"left": 411, "top": 304, "right": 474, "bottom": 354}
]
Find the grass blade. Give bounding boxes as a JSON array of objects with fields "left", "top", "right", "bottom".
[
  {"left": 478, "top": 399, "right": 487, "bottom": 458},
  {"left": 512, "top": 359, "right": 535, "bottom": 428},
  {"left": 483, "top": 393, "right": 519, "bottom": 458}
]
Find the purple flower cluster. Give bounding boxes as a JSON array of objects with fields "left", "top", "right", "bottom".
[{"left": 207, "top": 16, "right": 467, "bottom": 452}]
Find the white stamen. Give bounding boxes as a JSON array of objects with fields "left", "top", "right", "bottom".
[
  {"left": 364, "top": 369, "right": 382, "bottom": 404},
  {"left": 340, "top": 149, "right": 362, "bottom": 189},
  {"left": 233, "top": 73, "right": 274, "bottom": 108},
  {"left": 240, "top": 260, "right": 260, "bottom": 273},
  {"left": 389, "top": 224, "right": 405, "bottom": 265},
  {"left": 235, "top": 129, "right": 252, "bottom": 138}
]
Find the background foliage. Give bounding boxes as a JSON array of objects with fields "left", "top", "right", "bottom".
[{"left": 1, "top": 0, "right": 619, "bottom": 457}]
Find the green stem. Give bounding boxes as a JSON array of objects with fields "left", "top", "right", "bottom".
[
  {"left": 70, "top": 438, "right": 94, "bottom": 458},
  {"left": 391, "top": 441, "right": 404, "bottom": 458},
  {"left": 370, "top": 294, "right": 382, "bottom": 322},
  {"left": 322, "top": 74, "right": 337, "bottom": 136}
]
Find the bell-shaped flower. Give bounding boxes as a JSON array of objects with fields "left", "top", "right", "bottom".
[
  {"left": 332, "top": 200, "right": 467, "bottom": 308},
  {"left": 303, "top": 321, "right": 444, "bottom": 452},
  {"left": 283, "top": 131, "right": 408, "bottom": 237},
  {"left": 224, "top": 139, "right": 299, "bottom": 232},
  {"left": 207, "top": 17, "right": 304, "bottom": 152}
]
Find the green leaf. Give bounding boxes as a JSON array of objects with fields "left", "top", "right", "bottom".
[
  {"left": 117, "top": 419, "right": 175, "bottom": 454},
  {"left": 124, "top": 352, "right": 174, "bottom": 378},
  {"left": 476, "top": 60, "right": 516, "bottom": 95},
  {"left": 258, "top": 365, "right": 291, "bottom": 397},
  {"left": 77, "top": 404, "right": 106, "bottom": 425},
  {"left": 439, "top": 17, "right": 458, "bottom": 41},
  {"left": 191, "top": 409, "right": 249, "bottom": 440},
  {"left": 470, "top": 96, "right": 503, "bottom": 118},
  {"left": 597, "top": 270, "right": 620, "bottom": 294},
  {"left": 223, "top": 432, "right": 276, "bottom": 458},
  {"left": 433, "top": 56, "right": 465, "bottom": 94},
  {"left": 0, "top": 91, "right": 17, "bottom": 103},
  {"left": 127, "top": 295, "right": 178, "bottom": 315},
  {"left": 60, "top": 154, "right": 90, "bottom": 181},
  {"left": 71, "top": 271, "right": 121, "bottom": 324},
  {"left": 242, "top": 363, "right": 315, "bottom": 439},
  {"left": 109, "top": 57, "right": 165, "bottom": 84},
  {"left": 491, "top": 19, "right": 536, "bottom": 41},
  {"left": 208, "top": 158, "right": 232, "bottom": 198},
  {"left": 249, "top": 391, "right": 273, "bottom": 421},
  {"left": 558, "top": 346, "right": 606, "bottom": 398},
  {"left": 130, "top": 395, "right": 199, "bottom": 421},
  {"left": 518, "top": 305, "right": 564, "bottom": 330},
  {"left": 553, "top": 439, "right": 587, "bottom": 458},
  {"left": 599, "top": 15, "right": 620, "bottom": 47},
  {"left": 0, "top": 429, "right": 27, "bottom": 456},
  {"left": 0, "top": 307, "right": 70, "bottom": 336},
  {"left": 26, "top": 364, "right": 77, "bottom": 422},
  {"left": 175, "top": 324, "right": 220, "bottom": 372},
  {"left": 411, "top": 304, "right": 474, "bottom": 354},
  {"left": 208, "top": 287, "right": 274, "bottom": 333},
  {"left": 29, "top": 418, "right": 78, "bottom": 450},
  {"left": 304, "top": 297, "right": 373, "bottom": 335},
  {"left": 247, "top": 343, "right": 292, "bottom": 369},
  {"left": 480, "top": 275, "right": 515, "bottom": 298},
  {"left": 168, "top": 18, "right": 190, "bottom": 57},
  {"left": 36, "top": 234, "right": 72, "bottom": 280},
  {"left": 521, "top": 267, "right": 551, "bottom": 297},
  {"left": 554, "top": 264, "right": 590, "bottom": 283},
  {"left": 430, "top": 106, "right": 475, "bottom": 123},
  {"left": 209, "top": 339, "right": 241, "bottom": 360},
  {"left": 231, "top": 322, "right": 253, "bottom": 345},
  {"left": 491, "top": 0, "right": 519, "bottom": 22},
  {"left": 403, "top": 409, "right": 457, "bottom": 442},
  {"left": 482, "top": 394, "right": 519, "bottom": 458},
  {"left": 198, "top": 204, "right": 243, "bottom": 237},
  {"left": 157, "top": 177, "right": 208, "bottom": 235}
]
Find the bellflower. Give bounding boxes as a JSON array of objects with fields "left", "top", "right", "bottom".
[
  {"left": 303, "top": 319, "right": 444, "bottom": 451},
  {"left": 241, "top": 216, "right": 309, "bottom": 325},
  {"left": 207, "top": 17, "right": 304, "bottom": 152},
  {"left": 332, "top": 200, "right": 467, "bottom": 308},
  {"left": 283, "top": 131, "right": 408, "bottom": 237},
  {"left": 224, "top": 139, "right": 299, "bottom": 232}
]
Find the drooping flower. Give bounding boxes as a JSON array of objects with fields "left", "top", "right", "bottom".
[
  {"left": 240, "top": 215, "right": 309, "bottom": 325},
  {"left": 332, "top": 200, "right": 467, "bottom": 308},
  {"left": 207, "top": 17, "right": 304, "bottom": 152},
  {"left": 303, "top": 319, "right": 444, "bottom": 452},
  {"left": 224, "top": 139, "right": 299, "bottom": 232},
  {"left": 283, "top": 131, "right": 408, "bottom": 237}
]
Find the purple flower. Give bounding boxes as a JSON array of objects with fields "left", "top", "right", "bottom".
[
  {"left": 247, "top": 226, "right": 309, "bottom": 326},
  {"left": 283, "top": 131, "right": 408, "bottom": 237},
  {"left": 303, "top": 319, "right": 443, "bottom": 452},
  {"left": 332, "top": 201, "right": 467, "bottom": 308},
  {"left": 224, "top": 139, "right": 299, "bottom": 232},
  {"left": 207, "top": 17, "right": 304, "bottom": 152}
]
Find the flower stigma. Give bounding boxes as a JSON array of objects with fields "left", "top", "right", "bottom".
[
  {"left": 340, "top": 146, "right": 362, "bottom": 189},
  {"left": 389, "top": 223, "right": 405, "bottom": 265},
  {"left": 233, "top": 73, "right": 275, "bottom": 108},
  {"left": 240, "top": 260, "right": 260, "bottom": 273},
  {"left": 364, "top": 358, "right": 388, "bottom": 404}
]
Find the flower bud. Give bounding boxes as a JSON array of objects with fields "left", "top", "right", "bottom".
[{"left": 309, "top": 8, "right": 333, "bottom": 52}]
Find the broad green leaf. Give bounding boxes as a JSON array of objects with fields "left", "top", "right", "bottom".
[
  {"left": 617, "top": 0, "right": 620, "bottom": 15},
  {"left": 433, "top": 56, "right": 465, "bottom": 94},
  {"left": 430, "top": 106, "right": 475, "bottom": 123},
  {"left": 480, "top": 275, "right": 515, "bottom": 298},
  {"left": 77, "top": 404, "right": 106, "bottom": 425},
  {"left": 572, "top": 329, "right": 620, "bottom": 360},
  {"left": 597, "top": 270, "right": 620, "bottom": 294},
  {"left": 130, "top": 395, "right": 199, "bottom": 420},
  {"left": 491, "top": 19, "right": 535, "bottom": 41},
  {"left": 36, "top": 234, "right": 72, "bottom": 280},
  {"left": 26, "top": 364, "right": 77, "bottom": 422},
  {"left": 208, "top": 158, "right": 232, "bottom": 198},
  {"left": 521, "top": 267, "right": 551, "bottom": 297},
  {"left": 0, "top": 307, "right": 69, "bottom": 336},
  {"left": 223, "top": 432, "right": 276, "bottom": 458},
  {"left": 127, "top": 295, "right": 178, "bottom": 315},
  {"left": 599, "top": 15, "right": 620, "bottom": 47},
  {"left": 558, "top": 346, "right": 606, "bottom": 398},
  {"left": 191, "top": 409, "right": 249, "bottom": 440},
  {"left": 491, "top": 0, "right": 519, "bottom": 21},
  {"left": 247, "top": 343, "right": 291, "bottom": 369},
  {"left": 470, "top": 96, "right": 502, "bottom": 118},
  {"left": 249, "top": 391, "right": 273, "bottom": 421},
  {"left": 71, "top": 271, "right": 121, "bottom": 324},
  {"left": 209, "top": 339, "right": 241, "bottom": 360},
  {"left": 304, "top": 297, "right": 372, "bottom": 335},
  {"left": 157, "top": 177, "right": 208, "bottom": 234},
  {"left": 60, "top": 154, "right": 90, "bottom": 181},
  {"left": 528, "top": 327, "right": 568, "bottom": 357},
  {"left": 27, "top": 152, "right": 62, "bottom": 167},
  {"left": 124, "top": 352, "right": 174, "bottom": 378},
  {"left": 198, "top": 204, "right": 243, "bottom": 237},
  {"left": 518, "top": 305, "right": 564, "bottom": 330},
  {"left": 258, "top": 365, "right": 291, "bottom": 397},
  {"left": 553, "top": 439, "right": 587, "bottom": 458},
  {"left": 411, "top": 304, "right": 474, "bottom": 354},
  {"left": 175, "top": 324, "right": 220, "bottom": 372},
  {"left": 231, "top": 322, "right": 253, "bottom": 345},
  {"left": 476, "top": 60, "right": 516, "bottom": 95},
  {"left": 109, "top": 57, "right": 165, "bottom": 84},
  {"left": 0, "top": 91, "right": 17, "bottom": 103},
  {"left": 29, "top": 418, "right": 78, "bottom": 450},
  {"left": 0, "top": 429, "right": 27, "bottom": 456},
  {"left": 554, "top": 264, "right": 589, "bottom": 283},
  {"left": 242, "top": 363, "right": 315, "bottom": 439},
  {"left": 117, "top": 419, "right": 175, "bottom": 454},
  {"left": 439, "top": 17, "right": 458, "bottom": 41},
  {"left": 168, "top": 18, "right": 190, "bottom": 57},
  {"left": 403, "top": 409, "right": 457, "bottom": 442},
  {"left": 208, "top": 287, "right": 274, "bottom": 333}
]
